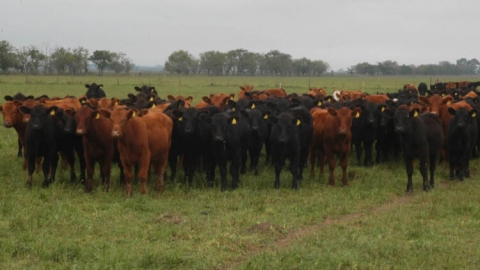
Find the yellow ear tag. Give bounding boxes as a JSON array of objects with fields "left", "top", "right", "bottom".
[
  {"left": 114, "top": 101, "right": 118, "bottom": 106},
  {"left": 455, "top": 92, "right": 458, "bottom": 96},
  {"left": 441, "top": 93, "right": 445, "bottom": 97},
  {"left": 355, "top": 112, "right": 360, "bottom": 118},
  {"left": 81, "top": 99, "right": 85, "bottom": 103},
  {"left": 149, "top": 97, "right": 154, "bottom": 101},
  {"left": 95, "top": 113, "right": 100, "bottom": 119},
  {"left": 446, "top": 100, "right": 451, "bottom": 105},
  {"left": 178, "top": 117, "right": 183, "bottom": 121},
  {"left": 131, "top": 111, "right": 136, "bottom": 117},
  {"left": 50, "top": 110, "right": 55, "bottom": 116},
  {"left": 472, "top": 112, "right": 476, "bottom": 118},
  {"left": 413, "top": 111, "right": 418, "bottom": 117},
  {"left": 151, "top": 103, "right": 156, "bottom": 108},
  {"left": 317, "top": 101, "right": 322, "bottom": 106},
  {"left": 231, "top": 118, "right": 237, "bottom": 125},
  {"left": 151, "top": 89, "right": 155, "bottom": 92},
  {"left": 99, "top": 85, "right": 103, "bottom": 89},
  {"left": 381, "top": 106, "right": 385, "bottom": 112},
  {"left": 296, "top": 119, "right": 301, "bottom": 126},
  {"left": 232, "top": 108, "right": 236, "bottom": 111},
  {"left": 251, "top": 103, "right": 256, "bottom": 109},
  {"left": 263, "top": 114, "right": 268, "bottom": 120}
]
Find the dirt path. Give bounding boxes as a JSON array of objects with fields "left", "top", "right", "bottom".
[{"left": 222, "top": 195, "right": 414, "bottom": 270}]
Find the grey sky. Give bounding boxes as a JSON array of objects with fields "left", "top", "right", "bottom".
[{"left": 2, "top": 0, "right": 479, "bottom": 70}]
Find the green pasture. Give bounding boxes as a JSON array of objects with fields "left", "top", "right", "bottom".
[{"left": 0, "top": 74, "right": 480, "bottom": 269}]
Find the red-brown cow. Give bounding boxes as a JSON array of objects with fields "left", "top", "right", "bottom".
[
  {"left": 138, "top": 108, "right": 173, "bottom": 192},
  {"left": 75, "top": 105, "right": 116, "bottom": 192},
  {"left": 238, "top": 85, "right": 254, "bottom": 99},
  {"left": 310, "top": 106, "right": 361, "bottom": 186},
  {"left": 101, "top": 108, "right": 150, "bottom": 196}
]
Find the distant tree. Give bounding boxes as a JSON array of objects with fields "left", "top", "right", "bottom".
[
  {"left": 50, "top": 47, "right": 70, "bottom": 74},
  {"left": 164, "top": 50, "right": 195, "bottom": 75},
  {"left": 89, "top": 50, "right": 113, "bottom": 75},
  {"left": 123, "top": 57, "right": 135, "bottom": 74},
  {"left": 264, "top": 50, "right": 292, "bottom": 75},
  {"left": 347, "top": 66, "right": 355, "bottom": 75},
  {"left": 292, "top": 57, "right": 312, "bottom": 76},
  {"left": 0, "top": 40, "right": 16, "bottom": 73},
  {"left": 311, "top": 60, "right": 329, "bottom": 76},
  {"left": 108, "top": 52, "right": 126, "bottom": 74},
  {"left": 377, "top": 60, "right": 398, "bottom": 75},
  {"left": 237, "top": 52, "right": 258, "bottom": 76},
  {"left": 399, "top": 64, "right": 414, "bottom": 75},
  {"left": 355, "top": 62, "right": 377, "bottom": 75},
  {"left": 72, "top": 47, "right": 89, "bottom": 75},
  {"left": 14, "top": 47, "right": 29, "bottom": 73},
  {"left": 200, "top": 51, "right": 226, "bottom": 75}
]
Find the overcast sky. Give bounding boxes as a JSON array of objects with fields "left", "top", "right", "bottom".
[{"left": 2, "top": 0, "right": 479, "bottom": 71}]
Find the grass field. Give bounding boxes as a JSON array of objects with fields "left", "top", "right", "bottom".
[{"left": 1, "top": 74, "right": 480, "bottom": 269}]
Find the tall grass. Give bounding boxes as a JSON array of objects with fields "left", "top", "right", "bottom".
[{"left": 0, "top": 74, "right": 479, "bottom": 269}]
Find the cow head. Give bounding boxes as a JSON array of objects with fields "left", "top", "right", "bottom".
[
  {"left": 102, "top": 108, "right": 138, "bottom": 138},
  {"left": 0, "top": 100, "right": 23, "bottom": 128},
  {"left": 19, "top": 105, "right": 57, "bottom": 131},
  {"left": 448, "top": 107, "right": 477, "bottom": 129},
  {"left": 393, "top": 106, "right": 419, "bottom": 134},
  {"left": 328, "top": 107, "right": 361, "bottom": 136}
]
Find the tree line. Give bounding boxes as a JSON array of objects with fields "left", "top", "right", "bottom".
[
  {"left": 164, "top": 49, "right": 330, "bottom": 76},
  {"left": 0, "top": 40, "right": 134, "bottom": 75},
  {"left": 2, "top": 39, "right": 479, "bottom": 76}
]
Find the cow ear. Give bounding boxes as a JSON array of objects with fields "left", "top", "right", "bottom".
[
  {"left": 4, "top": 95, "right": 13, "bottom": 101},
  {"left": 134, "top": 86, "right": 141, "bottom": 92},
  {"left": 442, "top": 96, "right": 453, "bottom": 105},
  {"left": 447, "top": 107, "right": 456, "bottom": 116},
  {"left": 85, "top": 84, "right": 90, "bottom": 89},
  {"left": 138, "top": 109, "right": 149, "bottom": 117},
  {"left": 352, "top": 108, "right": 361, "bottom": 118},
  {"left": 325, "top": 95, "right": 335, "bottom": 103},
  {"left": 96, "top": 109, "right": 109, "bottom": 119},
  {"left": 47, "top": 106, "right": 59, "bottom": 116},
  {"left": 470, "top": 109, "right": 477, "bottom": 118},
  {"left": 98, "top": 84, "right": 104, "bottom": 88},
  {"left": 89, "top": 99, "right": 99, "bottom": 106},
  {"left": 167, "top": 95, "right": 175, "bottom": 101},
  {"left": 79, "top": 97, "right": 88, "bottom": 104},
  {"left": 227, "top": 99, "right": 236, "bottom": 110},
  {"left": 228, "top": 116, "right": 239, "bottom": 125},
  {"left": 127, "top": 109, "right": 138, "bottom": 119},
  {"left": 202, "top": 96, "right": 212, "bottom": 104},
  {"left": 409, "top": 108, "right": 420, "bottom": 118},
  {"left": 111, "top": 98, "right": 120, "bottom": 107},
  {"left": 262, "top": 112, "right": 269, "bottom": 120},
  {"left": 19, "top": 106, "right": 31, "bottom": 115},
  {"left": 150, "top": 87, "right": 156, "bottom": 93},
  {"left": 229, "top": 93, "right": 235, "bottom": 100},
  {"left": 128, "top": 94, "right": 137, "bottom": 101},
  {"left": 172, "top": 109, "right": 184, "bottom": 119},
  {"left": 148, "top": 94, "right": 156, "bottom": 102},
  {"left": 418, "top": 96, "right": 429, "bottom": 105},
  {"left": 378, "top": 104, "right": 387, "bottom": 113},
  {"left": 186, "top": 96, "right": 193, "bottom": 102},
  {"left": 239, "top": 109, "right": 249, "bottom": 118},
  {"left": 239, "top": 86, "right": 245, "bottom": 91},
  {"left": 327, "top": 107, "right": 337, "bottom": 116},
  {"left": 222, "top": 96, "right": 230, "bottom": 105}
]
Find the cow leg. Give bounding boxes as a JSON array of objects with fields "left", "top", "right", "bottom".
[
  {"left": 419, "top": 158, "right": 429, "bottom": 192},
  {"left": 138, "top": 160, "right": 149, "bottom": 195},
  {"left": 448, "top": 158, "right": 455, "bottom": 181},
  {"left": 75, "top": 139, "right": 86, "bottom": 184},
  {"left": 219, "top": 161, "right": 228, "bottom": 192},
  {"left": 123, "top": 163, "right": 134, "bottom": 196},
  {"left": 364, "top": 140, "right": 374, "bottom": 167},
  {"left": 289, "top": 156, "right": 299, "bottom": 190},
  {"left": 405, "top": 157, "right": 414, "bottom": 193},
  {"left": 340, "top": 152, "right": 349, "bottom": 186},
  {"left": 17, "top": 139, "right": 22, "bottom": 158},
  {"left": 50, "top": 152, "right": 59, "bottom": 183},
  {"left": 309, "top": 146, "right": 316, "bottom": 177},
  {"left": 354, "top": 140, "right": 362, "bottom": 166},
  {"left": 168, "top": 151, "right": 178, "bottom": 182},
  {"left": 41, "top": 157, "right": 51, "bottom": 187},
  {"left": 249, "top": 146, "right": 261, "bottom": 176},
  {"left": 327, "top": 151, "right": 336, "bottom": 186},
  {"left": 429, "top": 153, "right": 438, "bottom": 188},
  {"left": 273, "top": 155, "right": 284, "bottom": 189},
  {"left": 26, "top": 154, "right": 35, "bottom": 188},
  {"left": 64, "top": 147, "right": 77, "bottom": 182},
  {"left": 319, "top": 150, "right": 326, "bottom": 179},
  {"left": 240, "top": 148, "right": 247, "bottom": 175},
  {"left": 98, "top": 160, "right": 111, "bottom": 192},
  {"left": 84, "top": 154, "right": 96, "bottom": 193},
  {"left": 35, "top": 157, "right": 42, "bottom": 174}
]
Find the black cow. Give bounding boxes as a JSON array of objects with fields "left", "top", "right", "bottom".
[
  {"left": 85, "top": 83, "right": 106, "bottom": 99},
  {"left": 392, "top": 106, "right": 444, "bottom": 192},
  {"left": 241, "top": 107, "right": 269, "bottom": 175},
  {"left": 446, "top": 107, "right": 478, "bottom": 180},
  {"left": 170, "top": 107, "right": 203, "bottom": 184},
  {"left": 269, "top": 111, "right": 302, "bottom": 189},
  {"left": 135, "top": 85, "right": 158, "bottom": 96},
  {"left": 207, "top": 111, "right": 250, "bottom": 191},
  {"left": 19, "top": 104, "right": 59, "bottom": 187},
  {"left": 418, "top": 82, "right": 428, "bottom": 96},
  {"left": 351, "top": 100, "right": 380, "bottom": 166},
  {"left": 59, "top": 108, "right": 87, "bottom": 183}
]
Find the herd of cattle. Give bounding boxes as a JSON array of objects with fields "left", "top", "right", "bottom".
[{"left": 0, "top": 80, "right": 479, "bottom": 195}]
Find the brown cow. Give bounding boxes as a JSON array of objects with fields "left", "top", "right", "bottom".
[
  {"left": 101, "top": 108, "right": 150, "bottom": 195},
  {"left": 238, "top": 85, "right": 254, "bottom": 99},
  {"left": 75, "top": 105, "right": 116, "bottom": 192},
  {"left": 308, "top": 87, "right": 327, "bottom": 97},
  {"left": 333, "top": 90, "right": 363, "bottom": 101},
  {"left": 310, "top": 106, "right": 361, "bottom": 186},
  {"left": 138, "top": 109, "right": 173, "bottom": 193}
]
